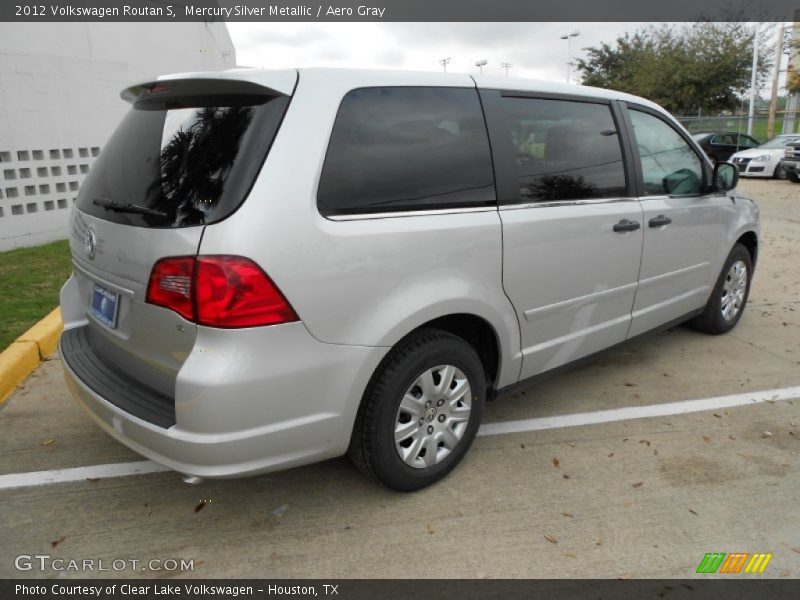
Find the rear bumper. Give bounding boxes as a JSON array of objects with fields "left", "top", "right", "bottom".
[{"left": 60, "top": 322, "right": 387, "bottom": 478}]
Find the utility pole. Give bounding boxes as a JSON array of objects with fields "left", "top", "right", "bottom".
[
  {"left": 767, "top": 25, "right": 786, "bottom": 139},
  {"left": 500, "top": 62, "right": 513, "bottom": 76},
  {"left": 439, "top": 57, "right": 451, "bottom": 72},
  {"left": 748, "top": 24, "right": 760, "bottom": 136}
]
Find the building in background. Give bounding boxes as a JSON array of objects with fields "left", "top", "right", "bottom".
[{"left": 0, "top": 22, "right": 236, "bottom": 251}]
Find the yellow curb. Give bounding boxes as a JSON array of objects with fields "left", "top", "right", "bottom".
[
  {"left": 0, "top": 307, "right": 63, "bottom": 405},
  {"left": 17, "top": 307, "right": 63, "bottom": 359}
]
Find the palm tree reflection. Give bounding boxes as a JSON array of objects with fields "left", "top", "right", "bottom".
[{"left": 147, "top": 106, "right": 254, "bottom": 226}]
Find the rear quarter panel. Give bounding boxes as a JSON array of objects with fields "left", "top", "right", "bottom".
[{"left": 196, "top": 69, "right": 522, "bottom": 388}]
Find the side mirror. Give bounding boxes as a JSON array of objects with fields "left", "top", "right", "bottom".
[{"left": 713, "top": 162, "right": 738, "bottom": 192}]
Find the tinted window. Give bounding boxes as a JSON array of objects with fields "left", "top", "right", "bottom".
[
  {"left": 317, "top": 87, "right": 495, "bottom": 216},
  {"left": 628, "top": 109, "right": 704, "bottom": 196},
  {"left": 77, "top": 82, "right": 289, "bottom": 228},
  {"left": 738, "top": 135, "right": 759, "bottom": 149},
  {"left": 712, "top": 133, "right": 736, "bottom": 145},
  {"left": 501, "top": 97, "right": 627, "bottom": 202}
]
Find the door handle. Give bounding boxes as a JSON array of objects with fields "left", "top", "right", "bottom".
[
  {"left": 648, "top": 215, "right": 672, "bottom": 228},
  {"left": 613, "top": 219, "right": 641, "bottom": 233}
]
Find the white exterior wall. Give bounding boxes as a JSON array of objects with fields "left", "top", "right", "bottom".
[{"left": 0, "top": 23, "right": 236, "bottom": 251}]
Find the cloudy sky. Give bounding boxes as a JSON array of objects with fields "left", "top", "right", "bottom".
[{"left": 227, "top": 22, "right": 651, "bottom": 83}]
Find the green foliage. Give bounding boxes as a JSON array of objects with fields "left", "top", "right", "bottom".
[
  {"left": 576, "top": 23, "right": 773, "bottom": 114},
  {"left": 0, "top": 240, "right": 72, "bottom": 351}
]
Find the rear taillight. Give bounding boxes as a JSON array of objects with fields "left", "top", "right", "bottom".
[
  {"left": 146, "top": 256, "right": 298, "bottom": 328},
  {"left": 146, "top": 257, "right": 195, "bottom": 321}
]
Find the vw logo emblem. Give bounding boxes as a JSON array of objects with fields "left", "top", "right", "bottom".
[{"left": 84, "top": 228, "right": 96, "bottom": 260}]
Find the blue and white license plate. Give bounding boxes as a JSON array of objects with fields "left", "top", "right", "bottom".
[{"left": 90, "top": 283, "right": 119, "bottom": 329}]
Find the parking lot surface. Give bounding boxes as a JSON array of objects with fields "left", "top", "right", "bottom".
[{"left": 0, "top": 179, "right": 798, "bottom": 579}]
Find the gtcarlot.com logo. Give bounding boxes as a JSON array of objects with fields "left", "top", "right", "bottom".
[
  {"left": 696, "top": 552, "right": 772, "bottom": 574},
  {"left": 14, "top": 554, "right": 194, "bottom": 573}
]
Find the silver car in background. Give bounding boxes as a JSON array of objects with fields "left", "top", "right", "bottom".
[{"left": 59, "top": 69, "right": 759, "bottom": 491}]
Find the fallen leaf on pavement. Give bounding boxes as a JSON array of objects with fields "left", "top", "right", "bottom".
[
  {"left": 544, "top": 534, "right": 558, "bottom": 544},
  {"left": 194, "top": 502, "right": 205, "bottom": 513},
  {"left": 39, "top": 439, "right": 55, "bottom": 447},
  {"left": 51, "top": 536, "right": 66, "bottom": 548},
  {"left": 552, "top": 457, "right": 560, "bottom": 468},
  {"left": 561, "top": 512, "right": 573, "bottom": 518},
  {"left": 633, "top": 481, "right": 644, "bottom": 488},
  {"left": 702, "top": 435, "right": 711, "bottom": 443},
  {"left": 689, "top": 509, "right": 698, "bottom": 516}
]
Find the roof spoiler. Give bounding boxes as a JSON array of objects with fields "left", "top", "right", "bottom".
[{"left": 121, "top": 78, "right": 286, "bottom": 109}]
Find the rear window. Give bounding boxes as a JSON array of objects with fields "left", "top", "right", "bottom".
[
  {"left": 76, "top": 79, "right": 290, "bottom": 228},
  {"left": 317, "top": 87, "right": 495, "bottom": 216}
]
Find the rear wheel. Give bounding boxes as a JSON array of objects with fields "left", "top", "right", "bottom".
[
  {"left": 349, "top": 328, "right": 485, "bottom": 491},
  {"left": 690, "top": 244, "right": 752, "bottom": 335}
]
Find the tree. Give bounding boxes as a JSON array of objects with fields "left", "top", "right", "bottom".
[{"left": 576, "top": 23, "right": 773, "bottom": 114}]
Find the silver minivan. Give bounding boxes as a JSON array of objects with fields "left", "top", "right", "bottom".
[{"left": 59, "top": 68, "right": 759, "bottom": 491}]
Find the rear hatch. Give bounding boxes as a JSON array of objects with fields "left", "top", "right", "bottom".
[{"left": 67, "top": 73, "right": 295, "bottom": 398}]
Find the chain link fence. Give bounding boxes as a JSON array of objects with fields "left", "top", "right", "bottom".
[{"left": 675, "top": 112, "right": 800, "bottom": 143}]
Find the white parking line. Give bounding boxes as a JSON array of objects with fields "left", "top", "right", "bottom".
[
  {"left": 478, "top": 385, "right": 800, "bottom": 436},
  {"left": 1, "top": 385, "right": 799, "bottom": 491},
  {"left": 0, "top": 461, "right": 169, "bottom": 491}
]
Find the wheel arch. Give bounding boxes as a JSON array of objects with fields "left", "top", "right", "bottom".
[{"left": 736, "top": 230, "right": 758, "bottom": 267}]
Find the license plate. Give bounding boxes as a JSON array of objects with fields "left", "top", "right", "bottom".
[{"left": 90, "top": 284, "right": 119, "bottom": 329}]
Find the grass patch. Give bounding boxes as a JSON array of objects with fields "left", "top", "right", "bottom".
[{"left": 0, "top": 240, "right": 72, "bottom": 351}]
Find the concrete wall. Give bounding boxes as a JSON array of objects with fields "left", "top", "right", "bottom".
[{"left": 0, "top": 23, "right": 236, "bottom": 251}]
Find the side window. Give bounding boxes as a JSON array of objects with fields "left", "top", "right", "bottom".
[
  {"left": 712, "top": 133, "right": 735, "bottom": 145},
  {"left": 501, "top": 97, "right": 627, "bottom": 202},
  {"left": 738, "top": 135, "right": 759, "bottom": 149},
  {"left": 317, "top": 87, "right": 495, "bottom": 216},
  {"left": 628, "top": 109, "right": 704, "bottom": 196}
]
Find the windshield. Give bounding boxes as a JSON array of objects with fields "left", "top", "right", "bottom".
[
  {"left": 76, "top": 80, "right": 290, "bottom": 228},
  {"left": 760, "top": 136, "right": 800, "bottom": 149}
]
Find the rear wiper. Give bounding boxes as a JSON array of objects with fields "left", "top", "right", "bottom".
[{"left": 93, "top": 198, "right": 168, "bottom": 219}]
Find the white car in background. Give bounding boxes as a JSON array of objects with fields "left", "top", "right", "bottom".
[{"left": 730, "top": 134, "right": 800, "bottom": 179}]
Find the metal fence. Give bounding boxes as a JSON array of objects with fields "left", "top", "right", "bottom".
[{"left": 675, "top": 113, "right": 800, "bottom": 143}]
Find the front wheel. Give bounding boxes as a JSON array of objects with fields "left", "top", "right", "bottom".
[
  {"left": 773, "top": 163, "right": 786, "bottom": 179},
  {"left": 348, "top": 328, "right": 486, "bottom": 491},
  {"left": 690, "top": 244, "right": 752, "bottom": 335}
]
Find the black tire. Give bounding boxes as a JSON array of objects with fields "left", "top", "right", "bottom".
[
  {"left": 689, "top": 244, "right": 752, "bottom": 335},
  {"left": 773, "top": 163, "right": 786, "bottom": 179},
  {"left": 789, "top": 171, "right": 800, "bottom": 183},
  {"left": 348, "top": 328, "right": 486, "bottom": 492}
]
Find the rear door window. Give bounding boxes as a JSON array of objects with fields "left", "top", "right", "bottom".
[
  {"left": 317, "top": 87, "right": 495, "bottom": 216},
  {"left": 76, "top": 79, "right": 291, "bottom": 228},
  {"left": 499, "top": 96, "right": 628, "bottom": 202}
]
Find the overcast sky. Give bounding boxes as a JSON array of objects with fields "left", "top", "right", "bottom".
[{"left": 227, "top": 22, "right": 652, "bottom": 83}]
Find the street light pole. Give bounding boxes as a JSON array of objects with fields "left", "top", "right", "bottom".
[
  {"left": 560, "top": 29, "right": 580, "bottom": 83},
  {"left": 439, "top": 57, "right": 451, "bottom": 73},
  {"left": 475, "top": 59, "right": 488, "bottom": 74},
  {"left": 747, "top": 24, "right": 760, "bottom": 136},
  {"left": 501, "top": 62, "right": 513, "bottom": 76}
]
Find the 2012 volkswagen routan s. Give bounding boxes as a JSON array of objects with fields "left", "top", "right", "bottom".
[{"left": 60, "top": 68, "right": 759, "bottom": 491}]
